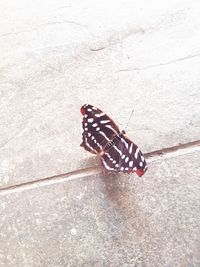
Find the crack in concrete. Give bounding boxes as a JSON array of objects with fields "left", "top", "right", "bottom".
[
  {"left": 0, "top": 28, "right": 38, "bottom": 38},
  {"left": 89, "top": 46, "right": 107, "bottom": 52},
  {"left": 0, "top": 125, "right": 28, "bottom": 150},
  {"left": 40, "top": 20, "right": 88, "bottom": 28},
  {"left": 0, "top": 140, "right": 199, "bottom": 195},
  {"left": 0, "top": 20, "right": 87, "bottom": 39},
  {"left": 118, "top": 53, "right": 200, "bottom": 72}
]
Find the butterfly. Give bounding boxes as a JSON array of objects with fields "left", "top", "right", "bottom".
[{"left": 80, "top": 104, "right": 147, "bottom": 177}]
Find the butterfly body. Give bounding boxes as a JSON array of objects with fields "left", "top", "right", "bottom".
[{"left": 80, "top": 104, "right": 147, "bottom": 177}]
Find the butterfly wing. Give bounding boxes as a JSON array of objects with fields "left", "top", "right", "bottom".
[
  {"left": 80, "top": 104, "right": 147, "bottom": 177},
  {"left": 80, "top": 104, "right": 120, "bottom": 154},
  {"left": 101, "top": 134, "right": 147, "bottom": 177}
]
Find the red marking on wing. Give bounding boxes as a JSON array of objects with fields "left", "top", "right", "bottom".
[
  {"left": 80, "top": 106, "right": 85, "bottom": 115},
  {"left": 136, "top": 169, "right": 144, "bottom": 177}
]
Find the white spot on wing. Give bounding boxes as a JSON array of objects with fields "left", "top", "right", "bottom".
[
  {"left": 92, "top": 123, "right": 98, "bottom": 127},
  {"left": 88, "top": 118, "right": 94, "bottom": 123},
  {"left": 139, "top": 162, "right": 143, "bottom": 167},
  {"left": 87, "top": 108, "right": 92, "bottom": 112},
  {"left": 95, "top": 113, "right": 105, "bottom": 117},
  {"left": 96, "top": 127, "right": 100, "bottom": 131},
  {"left": 129, "top": 143, "right": 133, "bottom": 154},
  {"left": 135, "top": 148, "right": 139, "bottom": 159},
  {"left": 125, "top": 157, "right": 129, "bottom": 163},
  {"left": 129, "top": 161, "right": 133, "bottom": 167},
  {"left": 120, "top": 167, "right": 124, "bottom": 171},
  {"left": 100, "top": 120, "right": 110, "bottom": 124},
  {"left": 105, "top": 153, "right": 115, "bottom": 162},
  {"left": 90, "top": 137, "right": 102, "bottom": 150},
  {"left": 122, "top": 155, "right": 125, "bottom": 159}
]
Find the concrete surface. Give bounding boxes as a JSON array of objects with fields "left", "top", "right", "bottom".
[
  {"left": 0, "top": 0, "right": 200, "bottom": 266},
  {"left": 1, "top": 0, "right": 200, "bottom": 187},
  {"left": 0, "top": 152, "right": 200, "bottom": 266}
]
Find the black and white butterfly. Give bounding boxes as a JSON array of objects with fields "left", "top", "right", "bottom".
[{"left": 80, "top": 104, "right": 147, "bottom": 177}]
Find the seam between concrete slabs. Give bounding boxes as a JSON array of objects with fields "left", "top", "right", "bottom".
[{"left": 0, "top": 140, "right": 199, "bottom": 195}]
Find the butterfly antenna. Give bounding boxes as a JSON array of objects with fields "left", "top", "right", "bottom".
[{"left": 123, "top": 107, "right": 134, "bottom": 132}]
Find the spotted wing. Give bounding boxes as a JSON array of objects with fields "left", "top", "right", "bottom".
[
  {"left": 80, "top": 104, "right": 120, "bottom": 154},
  {"left": 100, "top": 134, "right": 147, "bottom": 177}
]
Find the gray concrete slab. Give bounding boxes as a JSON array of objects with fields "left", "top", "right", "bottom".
[
  {"left": 0, "top": 1, "right": 200, "bottom": 188},
  {"left": 0, "top": 151, "right": 199, "bottom": 266}
]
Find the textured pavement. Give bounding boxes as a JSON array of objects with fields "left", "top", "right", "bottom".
[
  {"left": 0, "top": 0, "right": 200, "bottom": 266},
  {"left": 1, "top": 152, "right": 200, "bottom": 266}
]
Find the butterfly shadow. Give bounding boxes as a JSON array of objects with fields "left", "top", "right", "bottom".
[
  {"left": 78, "top": 155, "right": 99, "bottom": 170},
  {"left": 100, "top": 171, "right": 151, "bottom": 239}
]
